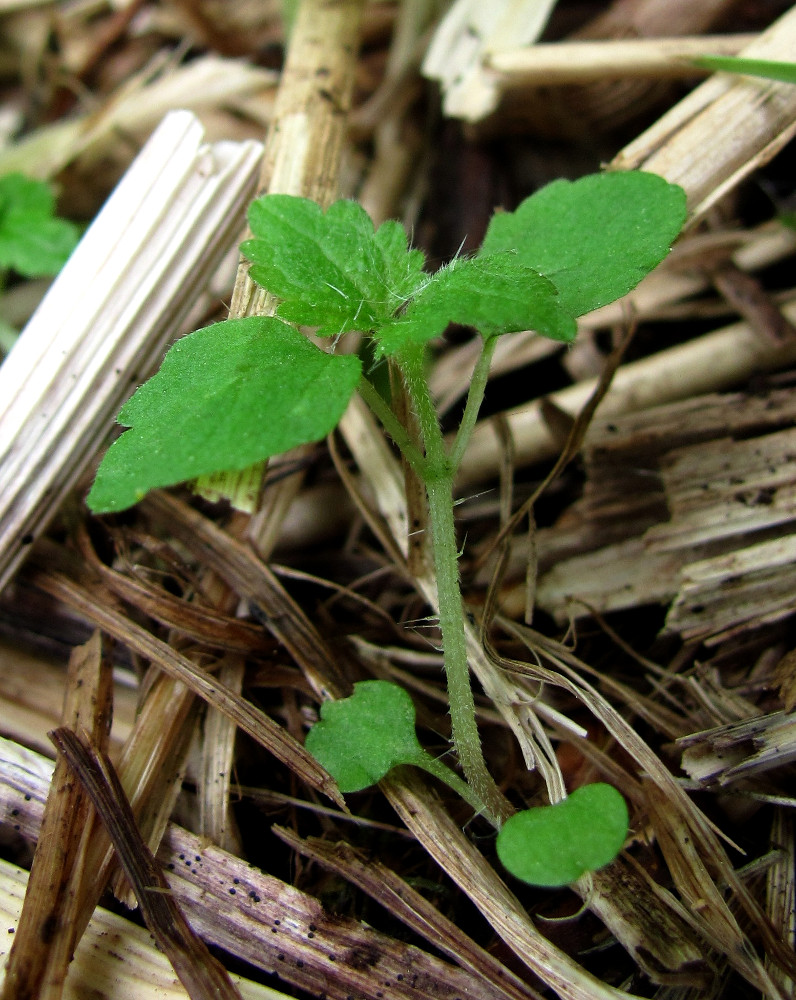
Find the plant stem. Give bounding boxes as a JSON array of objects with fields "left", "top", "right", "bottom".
[
  {"left": 417, "top": 754, "right": 499, "bottom": 825},
  {"left": 448, "top": 336, "right": 497, "bottom": 473},
  {"left": 357, "top": 375, "right": 427, "bottom": 476},
  {"left": 396, "top": 346, "right": 511, "bottom": 826}
]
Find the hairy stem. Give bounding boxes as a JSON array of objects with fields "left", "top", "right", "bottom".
[
  {"left": 357, "top": 375, "right": 426, "bottom": 476},
  {"left": 396, "top": 346, "right": 510, "bottom": 826},
  {"left": 417, "top": 753, "right": 498, "bottom": 825}
]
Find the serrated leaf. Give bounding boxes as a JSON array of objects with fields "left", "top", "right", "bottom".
[
  {"left": 375, "top": 252, "right": 576, "bottom": 356},
  {"left": 241, "top": 195, "right": 426, "bottom": 336},
  {"left": 87, "top": 316, "right": 361, "bottom": 513},
  {"left": 496, "top": 783, "right": 629, "bottom": 887},
  {"left": 0, "top": 173, "right": 80, "bottom": 276},
  {"left": 479, "top": 172, "right": 687, "bottom": 317},
  {"left": 305, "top": 680, "right": 430, "bottom": 792}
]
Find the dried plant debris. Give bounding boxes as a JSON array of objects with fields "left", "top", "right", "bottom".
[
  {"left": 536, "top": 388, "right": 796, "bottom": 642},
  {"left": 0, "top": 737, "right": 525, "bottom": 1000},
  {"left": 679, "top": 711, "right": 796, "bottom": 788},
  {"left": 3, "top": 1, "right": 796, "bottom": 999}
]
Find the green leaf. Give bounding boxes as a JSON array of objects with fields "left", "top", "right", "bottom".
[
  {"left": 375, "top": 252, "right": 576, "bottom": 356},
  {"left": 0, "top": 173, "right": 80, "bottom": 276},
  {"left": 496, "top": 783, "right": 629, "bottom": 888},
  {"left": 479, "top": 172, "right": 687, "bottom": 317},
  {"left": 87, "top": 316, "right": 361, "bottom": 513},
  {"left": 241, "top": 195, "right": 426, "bottom": 336},
  {"left": 691, "top": 54, "right": 796, "bottom": 85},
  {"left": 305, "top": 680, "right": 430, "bottom": 792}
]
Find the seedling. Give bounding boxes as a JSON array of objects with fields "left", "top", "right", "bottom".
[
  {"left": 307, "top": 681, "right": 630, "bottom": 887},
  {"left": 0, "top": 173, "right": 79, "bottom": 278},
  {"left": 88, "top": 170, "right": 686, "bottom": 883},
  {"left": 0, "top": 172, "right": 79, "bottom": 349}
]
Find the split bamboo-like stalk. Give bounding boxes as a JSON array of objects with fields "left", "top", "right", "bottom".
[{"left": 0, "top": 111, "right": 263, "bottom": 593}]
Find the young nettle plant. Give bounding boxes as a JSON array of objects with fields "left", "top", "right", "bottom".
[
  {"left": 88, "top": 170, "right": 686, "bottom": 886},
  {"left": 0, "top": 172, "right": 80, "bottom": 350}
]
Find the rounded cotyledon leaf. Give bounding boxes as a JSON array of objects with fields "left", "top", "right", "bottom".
[
  {"left": 87, "top": 316, "right": 361, "bottom": 513},
  {"left": 305, "top": 680, "right": 431, "bottom": 793},
  {"left": 496, "top": 783, "right": 629, "bottom": 887}
]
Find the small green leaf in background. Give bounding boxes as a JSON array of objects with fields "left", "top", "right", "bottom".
[
  {"left": 496, "top": 783, "right": 629, "bottom": 887},
  {"left": 479, "top": 172, "right": 687, "bottom": 318},
  {"left": 691, "top": 54, "right": 796, "bottom": 85},
  {"left": 0, "top": 173, "right": 80, "bottom": 277},
  {"left": 87, "top": 316, "right": 361, "bottom": 513},
  {"left": 374, "top": 251, "right": 577, "bottom": 356},
  {"left": 242, "top": 195, "right": 426, "bottom": 336},
  {"left": 305, "top": 680, "right": 431, "bottom": 792}
]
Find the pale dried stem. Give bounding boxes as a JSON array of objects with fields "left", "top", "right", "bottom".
[
  {"left": 614, "top": 5, "right": 796, "bottom": 225},
  {"left": 201, "top": 0, "right": 365, "bottom": 527},
  {"left": 458, "top": 298, "right": 796, "bottom": 487},
  {"left": 487, "top": 34, "right": 756, "bottom": 86}
]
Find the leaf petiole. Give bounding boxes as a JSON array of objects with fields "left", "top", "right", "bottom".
[
  {"left": 448, "top": 336, "right": 498, "bottom": 474},
  {"left": 356, "top": 374, "right": 427, "bottom": 476}
]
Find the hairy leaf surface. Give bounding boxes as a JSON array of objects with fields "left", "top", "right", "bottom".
[
  {"left": 87, "top": 317, "right": 361, "bottom": 512},
  {"left": 242, "top": 196, "right": 426, "bottom": 336},
  {"left": 305, "top": 680, "right": 430, "bottom": 792},
  {"left": 479, "top": 172, "right": 687, "bottom": 317},
  {"left": 374, "top": 252, "right": 576, "bottom": 356}
]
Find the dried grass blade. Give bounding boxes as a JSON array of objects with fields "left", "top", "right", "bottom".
[
  {"left": 49, "top": 726, "right": 244, "bottom": 1000},
  {"left": 198, "top": 655, "right": 245, "bottom": 851},
  {"left": 27, "top": 565, "right": 343, "bottom": 807},
  {"left": 0, "top": 632, "right": 111, "bottom": 1000},
  {"left": 0, "top": 740, "right": 515, "bottom": 1000},
  {"left": 767, "top": 810, "right": 795, "bottom": 996},
  {"left": 85, "top": 554, "right": 271, "bottom": 654},
  {"left": 487, "top": 34, "right": 757, "bottom": 86},
  {"left": 645, "top": 780, "right": 790, "bottom": 998},
  {"left": 274, "top": 826, "right": 546, "bottom": 1000},
  {"left": 108, "top": 678, "right": 199, "bottom": 906},
  {"left": 143, "top": 492, "right": 350, "bottom": 700}
]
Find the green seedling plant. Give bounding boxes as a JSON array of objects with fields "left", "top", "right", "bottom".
[
  {"left": 88, "top": 170, "right": 686, "bottom": 885},
  {"left": 0, "top": 172, "right": 80, "bottom": 351},
  {"left": 306, "top": 679, "right": 629, "bottom": 886}
]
